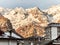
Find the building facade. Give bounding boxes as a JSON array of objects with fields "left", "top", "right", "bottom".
[{"left": 45, "top": 23, "right": 60, "bottom": 40}]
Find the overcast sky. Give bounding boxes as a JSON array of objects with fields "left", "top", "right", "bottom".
[{"left": 0, "top": 0, "right": 60, "bottom": 9}]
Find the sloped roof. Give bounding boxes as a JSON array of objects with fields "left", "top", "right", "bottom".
[
  {"left": 11, "top": 30, "right": 24, "bottom": 39},
  {"left": 48, "top": 23, "right": 60, "bottom": 27},
  {"left": 0, "top": 29, "right": 24, "bottom": 40},
  {"left": 0, "top": 34, "right": 22, "bottom": 40}
]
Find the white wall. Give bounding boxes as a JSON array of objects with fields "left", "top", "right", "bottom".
[
  {"left": 51, "top": 27, "right": 57, "bottom": 40},
  {"left": 0, "top": 40, "right": 17, "bottom": 45}
]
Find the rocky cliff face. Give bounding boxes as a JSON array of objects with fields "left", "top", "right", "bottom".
[
  {"left": 0, "top": 15, "right": 12, "bottom": 32},
  {"left": 44, "top": 5, "right": 60, "bottom": 15},
  {"left": 0, "top": 7, "right": 48, "bottom": 38},
  {"left": 1, "top": 5, "right": 60, "bottom": 38},
  {"left": 44, "top": 5, "right": 60, "bottom": 23}
]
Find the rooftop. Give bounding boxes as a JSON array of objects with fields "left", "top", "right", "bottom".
[{"left": 48, "top": 23, "right": 60, "bottom": 27}]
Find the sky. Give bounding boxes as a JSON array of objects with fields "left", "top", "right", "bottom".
[{"left": 0, "top": 0, "right": 60, "bottom": 9}]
